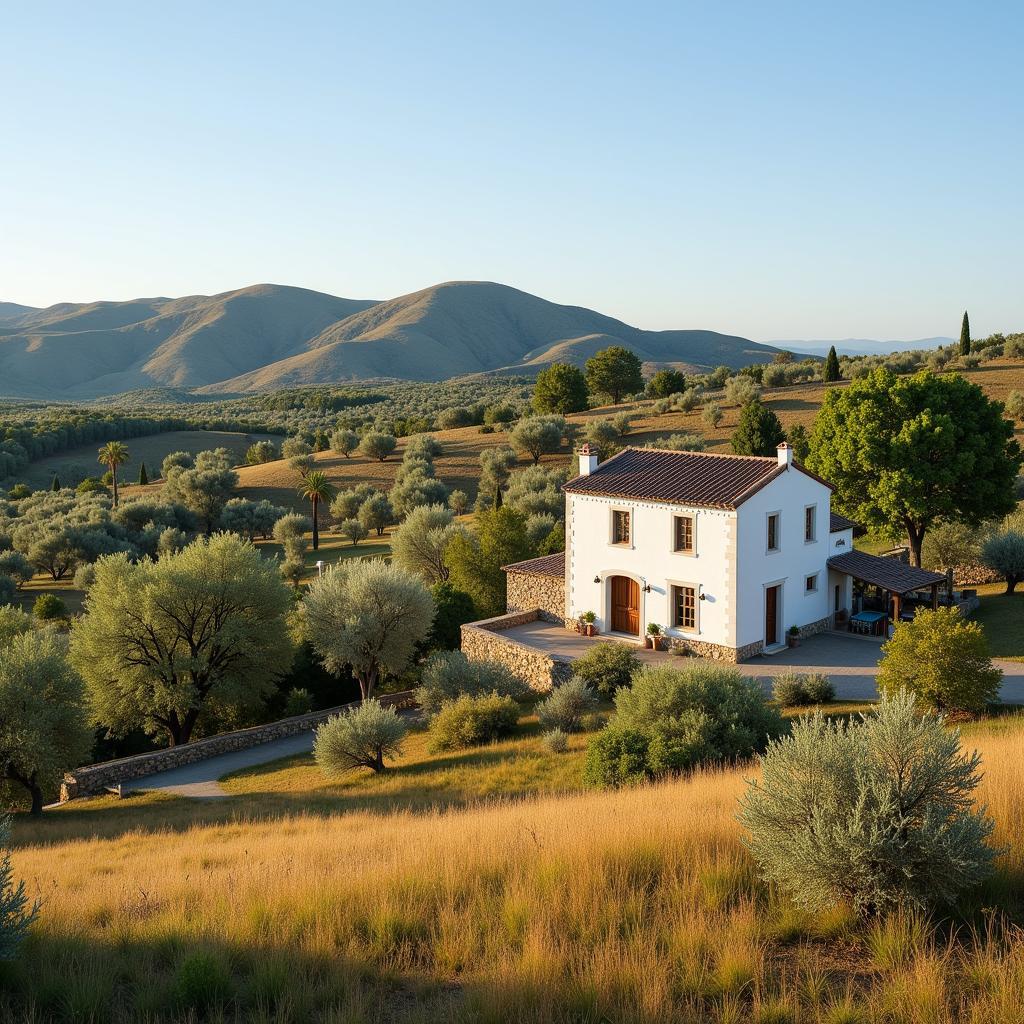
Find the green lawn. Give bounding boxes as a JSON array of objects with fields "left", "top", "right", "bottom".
[{"left": 976, "top": 582, "right": 1024, "bottom": 661}]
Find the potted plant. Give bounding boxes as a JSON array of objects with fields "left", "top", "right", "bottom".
[
  {"left": 787, "top": 625, "right": 801, "bottom": 648},
  {"left": 646, "top": 622, "right": 665, "bottom": 650},
  {"left": 581, "top": 610, "right": 597, "bottom": 637}
]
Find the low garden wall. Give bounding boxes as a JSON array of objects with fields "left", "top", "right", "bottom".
[
  {"left": 60, "top": 690, "right": 416, "bottom": 801},
  {"left": 505, "top": 569, "right": 566, "bottom": 624},
  {"left": 461, "top": 609, "right": 574, "bottom": 693}
]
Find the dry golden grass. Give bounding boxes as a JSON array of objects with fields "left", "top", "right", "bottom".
[{"left": 8, "top": 713, "right": 1024, "bottom": 1022}]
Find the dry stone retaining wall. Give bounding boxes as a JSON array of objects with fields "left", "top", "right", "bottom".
[
  {"left": 505, "top": 570, "right": 566, "bottom": 624},
  {"left": 61, "top": 690, "right": 416, "bottom": 801},
  {"left": 461, "top": 610, "right": 574, "bottom": 693}
]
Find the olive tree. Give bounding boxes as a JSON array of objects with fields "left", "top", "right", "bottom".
[
  {"left": 390, "top": 504, "right": 464, "bottom": 584},
  {"left": 359, "top": 431, "right": 397, "bottom": 462},
  {"left": 0, "top": 628, "right": 91, "bottom": 814},
  {"left": 509, "top": 415, "right": 566, "bottom": 464},
  {"left": 314, "top": 699, "right": 409, "bottom": 774},
  {"left": 330, "top": 428, "right": 360, "bottom": 457},
  {"left": 163, "top": 449, "right": 239, "bottom": 534},
  {"left": 70, "top": 534, "right": 294, "bottom": 746},
  {"left": 303, "top": 558, "right": 433, "bottom": 699},
  {"left": 739, "top": 690, "right": 999, "bottom": 914},
  {"left": 981, "top": 529, "right": 1024, "bottom": 594},
  {"left": 357, "top": 493, "right": 393, "bottom": 536}
]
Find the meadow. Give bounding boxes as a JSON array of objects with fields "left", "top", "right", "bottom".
[{"left": 7, "top": 707, "right": 1024, "bottom": 1023}]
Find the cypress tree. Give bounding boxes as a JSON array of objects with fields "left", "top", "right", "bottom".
[
  {"left": 51, "top": 475, "right": 60, "bottom": 491},
  {"left": 824, "top": 345, "right": 840, "bottom": 383},
  {"left": 960, "top": 311, "right": 971, "bottom": 355},
  {"left": 138, "top": 462, "right": 149, "bottom": 485}
]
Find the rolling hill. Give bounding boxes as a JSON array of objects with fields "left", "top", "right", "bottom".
[{"left": 0, "top": 281, "right": 779, "bottom": 399}]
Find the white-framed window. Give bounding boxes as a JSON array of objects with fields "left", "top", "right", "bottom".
[
  {"left": 804, "top": 504, "right": 817, "bottom": 543},
  {"left": 767, "top": 512, "right": 781, "bottom": 552},
  {"left": 610, "top": 508, "right": 631, "bottom": 546},
  {"left": 673, "top": 514, "right": 694, "bottom": 554},
  {"left": 805, "top": 573, "right": 818, "bottom": 593},
  {"left": 670, "top": 583, "right": 698, "bottom": 632}
]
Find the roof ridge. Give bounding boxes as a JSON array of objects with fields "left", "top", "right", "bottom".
[{"left": 623, "top": 445, "right": 776, "bottom": 464}]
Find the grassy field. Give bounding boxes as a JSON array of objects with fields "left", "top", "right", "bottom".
[
  {"left": 16, "top": 429, "right": 279, "bottom": 491},
  {"left": 975, "top": 582, "right": 1024, "bottom": 661},
  {"left": 7, "top": 704, "right": 1024, "bottom": 1022}
]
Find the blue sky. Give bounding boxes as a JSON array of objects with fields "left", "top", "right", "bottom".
[{"left": 2, "top": 1, "right": 1021, "bottom": 340}]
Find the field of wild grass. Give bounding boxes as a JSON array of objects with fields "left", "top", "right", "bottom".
[{"left": 6, "top": 713, "right": 1024, "bottom": 1022}]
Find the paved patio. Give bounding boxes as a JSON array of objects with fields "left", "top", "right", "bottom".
[{"left": 501, "top": 621, "right": 1024, "bottom": 703}]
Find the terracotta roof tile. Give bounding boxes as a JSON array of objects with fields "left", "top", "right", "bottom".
[
  {"left": 830, "top": 511, "right": 859, "bottom": 533},
  {"left": 501, "top": 551, "right": 565, "bottom": 579},
  {"left": 562, "top": 447, "right": 785, "bottom": 509},
  {"left": 827, "top": 550, "right": 946, "bottom": 594}
]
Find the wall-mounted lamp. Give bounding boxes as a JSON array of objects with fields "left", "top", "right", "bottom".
[
  {"left": 642, "top": 583, "right": 651, "bottom": 593},
  {"left": 835, "top": 539, "right": 846, "bottom": 548},
  {"left": 593, "top": 575, "right": 601, "bottom": 584},
  {"left": 698, "top": 584, "right": 707, "bottom": 601}
]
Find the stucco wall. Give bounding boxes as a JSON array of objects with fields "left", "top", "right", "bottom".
[
  {"left": 61, "top": 691, "right": 416, "bottom": 801},
  {"left": 506, "top": 570, "right": 566, "bottom": 624},
  {"left": 566, "top": 493, "right": 736, "bottom": 646},
  {"left": 735, "top": 468, "right": 833, "bottom": 647},
  {"left": 461, "top": 610, "right": 574, "bottom": 692}
]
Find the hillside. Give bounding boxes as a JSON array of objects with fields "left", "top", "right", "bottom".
[{"left": 0, "top": 281, "right": 778, "bottom": 399}]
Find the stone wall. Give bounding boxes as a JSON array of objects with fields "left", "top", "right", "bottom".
[
  {"left": 461, "top": 610, "right": 574, "bottom": 693},
  {"left": 60, "top": 690, "right": 416, "bottom": 801},
  {"left": 666, "top": 636, "right": 761, "bottom": 662},
  {"left": 505, "top": 570, "right": 566, "bottom": 624}
]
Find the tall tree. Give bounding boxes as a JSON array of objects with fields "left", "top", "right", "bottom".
[
  {"left": 138, "top": 462, "right": 149, "bottom": 485},
  {"left": 509, "top": 415, "right": 566, "bottom": 464},
  {"left": 298, "top": 470, "right": 337, "bottom": 551},
  {"left": 960, "top": 310, "right": 971, "bottom": 356},
  {"left": 584, "top": 346, "right": 644, "bottom": 404},
  {"left": 162, "top": 448, "right": 239, "bottom": 533},
  {"left": 0, "top": 628, "right": 91, "bottom": 815},
  {"left": 731, "top": 398, "right": 785, "bottom": 456},
  {"left": 807, "top": 367, "right": 1021, "bottom": 566},
  {"left": 477, "top": 446, "right": 519, "bottom": 509},
  {"left": 533, "top": 363, "right": 589, "bottom": 414},
  {"left": 97, "top": 441, "right": 129, "bottom": 508},
  {"left": 303, "top": 558, "right": 434, "bottom": 700},
  {"left": 824, "top": 345, "right": 840, "bottom": 383},
  {"left": 70, "top": 534, "right": 294, "bottom": 746}
]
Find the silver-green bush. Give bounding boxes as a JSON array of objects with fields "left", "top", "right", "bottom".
[
  {"left": 738, "top": 689, "right": 999, "bottom": 915},
  {"left": 314, "top": 699, "right": 409, "bottom": 774},
  {"left": 772, "top": 671, "right": 834, "bottom": 707},
  {"left": 536, "top": 677, "right": 598, "bottom": 733},
  {"left": 542, "top": 728, "right": 569, "bottom": 753},
  {"left": 416, "top": 650, "right": 528, "bottom": 716},
  {"left": 428, "top": 693, "right": 519, "bottom": 752}
]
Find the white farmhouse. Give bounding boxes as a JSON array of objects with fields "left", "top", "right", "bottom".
[{"left": 500, "top": 442, "right": 947, "bottom": 663}]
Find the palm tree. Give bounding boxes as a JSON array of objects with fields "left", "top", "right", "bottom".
[
  {"left": 297, "top": 470, "right": 337, "bottom": 551},
  {"left": 97, "top": 441, "right": 130, "bottom": 507}
]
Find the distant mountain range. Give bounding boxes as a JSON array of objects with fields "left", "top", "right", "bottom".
[
  {"left": 0, "top": 281, "right": 780, "bottom": 399},
  {"left": 770, "top": 337, "right": 954, "bottom": 357}
]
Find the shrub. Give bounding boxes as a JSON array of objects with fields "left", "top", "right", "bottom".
[
  {"left": 359, "top": 431, "right": 397, "bottom": 461},
  {"left": 536, "top": 677, "right": 598, "bottom": 733},
  {"left": 0, "top": 815, "right": 36, "bottom": 959},
  {"left": 772, "top": 672, "right": 835, "bottom": 707},
  {"left": 73, "top": 563, "right": 97, "bottom": 591},
  {"left": 339, "top": 518, "right": 368, "bottom": 546},
  {"left": 877, "top": 607, "right": 1002, "bottom": 714},
  {"left": 571, "top": 641, "right": 639, "bottom": 696},
  {"left": 738, "top": 689, "right": 999, "bottom": 914},
  {"left": 723, "top": 375, "right": 760, "bottom": 406},
  {"left": 416, "top": 650, "right": 528, "bottom": 716},
  {"left": 175, "top": 950, "right": 233, "bottom": 1011},
  {"left": 33, "top": 593, "right": 67, "bottom": 621},
  {"left": 314, "top": 699, "right": 409, "bottom": 774},
  {"left": 0, "top": 576, "right": 14, "bottom": 606},
  {"left": 283, "top": 687, "right": 314, "bottom": 717},
  {"left": 648, "top": 432, "right": 706, "bottom": 452},
  {"left": 583, "top": 725, "right": 650, "bottom": 788},
  {"left": 587, "top": 664, "right": 783, "bottom": 786},
  {"left": 0, "top": 551, "right": 31, "bottom": 587},
  {"left": 702, "top": 403, "right": 724, "bottom": 429},
  {"left": 542, "top": 728, "right": 568, "bottom": 753},
  {"left": 428, "top": 692, "right": 519, "bottom": 751}
]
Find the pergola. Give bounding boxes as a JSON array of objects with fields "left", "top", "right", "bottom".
[{"left": 827, "top": 549, "right": 947, "bottom": 637}]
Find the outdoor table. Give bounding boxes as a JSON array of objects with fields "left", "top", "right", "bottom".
[{"left": 849, "top": 610, "right": 885, "bottom": 636}]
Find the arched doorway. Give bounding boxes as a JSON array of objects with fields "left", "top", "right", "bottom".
[{"left": 610, "top": 575, "right": 640, "bottom": 636}]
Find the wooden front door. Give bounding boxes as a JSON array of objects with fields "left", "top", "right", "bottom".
[
  {"left": 765, "top": 585, "right": 780, "bottom": 647},
  {"left": 611, "top": 575, "right": 640, "bottom": 635}
]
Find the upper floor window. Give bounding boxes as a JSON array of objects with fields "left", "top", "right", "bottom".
[
  {"left": 767, "top": 512, "right": 780, "bottom": 552},
  {"left": 806, "top": 573, "right": 819, "bottom": 593},
  {"left": 672, "top": 584, "right": 697, "bottom": 631},
  {"left": 673, "top": 515, "right": 694, "bottom": 554},
  {"left": 611, "top": 509, "right": 631, "bottom": 545},
  {"left": 804, "top": 504, "right": 817, "bottom": 543}
]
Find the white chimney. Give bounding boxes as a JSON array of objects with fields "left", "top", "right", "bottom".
[
  {"left": 777, "top": 442, "right": 793, "bottom": 467},
  {"left": 577, "top": 443, "right": 599, "bottom": 476}
]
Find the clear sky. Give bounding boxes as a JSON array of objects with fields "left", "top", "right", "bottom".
[{"left": 2, "top": 1, "right": 1021, "bottom": 340}]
